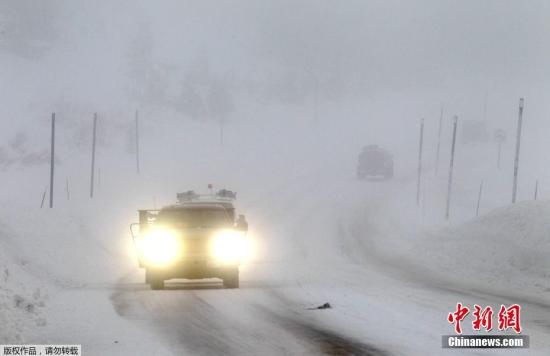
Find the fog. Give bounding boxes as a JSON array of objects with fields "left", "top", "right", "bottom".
[
  {"left": 1, "top": 1, "right": 549, "bottom": 354},
  {"left": 2, "top": 0, "right": 549, "bottom": 210},
  {"left": 3, "top": 1, "right": 549, "bottom": 108}
]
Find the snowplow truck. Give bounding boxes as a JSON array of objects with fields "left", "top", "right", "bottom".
[
  {"left": 356, "top": 145, "right": 394, "bottom": 180},
  {"left": 131, "top": 189, "right": 248, "bottom": 290}
]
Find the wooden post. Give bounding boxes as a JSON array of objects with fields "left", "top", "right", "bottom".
[
  {"left": 512, "top": 98, "right": 524, "bottom": 204},
  {"left": 435, "top": 107, "right": 443, "bottom": 176},
  {"left": 476, "top": 180, "right": 483, "bottom": 217},
  {"left": 416, "top": 118, "right": 425, "bottom": 205},
  {"left": 135, "top": 110, "right": 140, "bottom": 174},
  {"left": 49, "top": 113, "right": 55, "bottom": 208},
  {"left": 90, "top": 113, "right": 98, "bottom": 198},
  {"left": 534, "top": 180, "right": 539, "bottom": 200},
  {"left": 446, "top": 116, "right": 458, "bottom": 220}
]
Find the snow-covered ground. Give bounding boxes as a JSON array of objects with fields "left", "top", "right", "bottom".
[
  {"left": 0, "top": 236, "right": 48, "bottom": 343},
  {"left": 416, "top": 201, "right": 550, "bottom": 299},
  {"left": 1, "top": 109, "right": 549, "bottom": 355},
  {"left": 2, "top": 1, "right": 549, "bottom": 354}
]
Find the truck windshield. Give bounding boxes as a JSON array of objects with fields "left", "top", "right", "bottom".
[
  {"left": 157, "top": 208, "right": 232, "bottom": 228},
  {"left": 360, "top": 151, "right": 385, "bottom": 164}
]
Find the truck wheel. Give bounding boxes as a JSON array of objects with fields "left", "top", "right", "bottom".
[
  {"left": 223, "top": 269, "right": 239, "bottom": 289},
  {"left": 146, "top": 269, "right": 164, "bottom": 290}
]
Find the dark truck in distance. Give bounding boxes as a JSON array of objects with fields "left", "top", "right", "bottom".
[
  {"left": 356, "top": 145, "right": 394, "bottom": 180},
  {"left": 131, "top": 189, "right": 248, "bottom": 290}
]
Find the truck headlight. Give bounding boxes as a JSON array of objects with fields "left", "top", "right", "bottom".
[
  {"left": 140, "top": 229, "right": 179, "bottom": 266},
  {"left": 211, "top": 230, "right": 245, "bottom": 264}
]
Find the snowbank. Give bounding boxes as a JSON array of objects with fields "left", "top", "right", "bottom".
[
  {"left": 417, "top": 200, "right": 550, "bottom": 298},
  {"left": 0, "top": 182, "right": 138, "bottom": 343},
  {"left": 0, "top": 236, "right": 48, "bottom": 343}
]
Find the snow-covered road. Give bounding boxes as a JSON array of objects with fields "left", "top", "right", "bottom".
[
  {"left": 3, "top": 120, "right": 549, "bottom": 355},
  {"left": 99, "top": 169, "right": 549, "bottom": 355}
]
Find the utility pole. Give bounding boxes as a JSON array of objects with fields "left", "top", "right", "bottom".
[
  {"left": 49, "top": 113, "right": 55, "bottom": 208},
  {"left": 90, "top": 113, "right": 98, "bottom": 198},
  {"left": 435, "top": 107, "right": 443, "bottom": 176},
  {"left": 135, "top": 110, "right": 140, "bottom": 174},
  {"left": 66, "top": 178, "right": 70, "bottom": 200},
  {"left": 446, "top": 116, "right": 458, "bottom": 220},
  {"left": 512, "top": 98, "right": 524, "bottom": 204},
  {"left": 416, "top": 118, "right": 425, "bottom": 205},
  {"left": 476, "top": 180, "right": 484, "bottom": 217},
  {"left": 534, "top": 180, "right": 539, "bottom": 200}
]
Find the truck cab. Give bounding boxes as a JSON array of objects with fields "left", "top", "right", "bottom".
[
  {"left": 131, "top": 189, "right": 247, "bottom": 289},
  {"left": 357, "top": 145, "right": 394, "bottom": 180}
]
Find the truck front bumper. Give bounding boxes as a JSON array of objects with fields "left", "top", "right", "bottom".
[{"left": 143, "top": 259, "right": 239, "bottom": 280}]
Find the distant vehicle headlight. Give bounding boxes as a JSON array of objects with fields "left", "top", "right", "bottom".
[
  {"left": 140, "top": 229, "right": 179, "bottom": 266},
  {"left": 211, "top": 230, "right": 245, "bottom": 264}
]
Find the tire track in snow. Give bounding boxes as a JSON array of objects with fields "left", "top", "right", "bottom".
[
  {"left": 110, "top": 271, "right": 394, "bottom": 356},
  {"left": 110, "top": 275, "right": 325, "bottom": 355},
  {"left": 108, "top": 168, "right": 399, "bottom": 355},
  {"left": 254, "top": 302, "right": 392, "bottom": 356}
]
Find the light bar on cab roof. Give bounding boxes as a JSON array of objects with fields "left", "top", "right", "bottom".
[{"left": 176, "top": 188, "right": 237, "bottom": 204}]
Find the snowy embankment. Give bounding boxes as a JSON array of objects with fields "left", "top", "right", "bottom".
[
  {"left": 0, "top": 226, "right": 48, "bottom": 343},
  {"left": 341, "top": 169, "right": 550, "bottom": 303},
  {"left": 0, "top": 191, "right": 167, "bottom": 354},
  {"left": 416, "top": 200, "right": 550, "bottom": 299},
  {"left": 0, "top": 204, "right": 125, "bottom": 343},
  {"left": 344, "top": 185, "right": 550, "bottom": 300}
]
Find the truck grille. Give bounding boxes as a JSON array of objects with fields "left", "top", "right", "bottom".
[{"left": 183, "top": 237, "right": 210, "bottom": 256}]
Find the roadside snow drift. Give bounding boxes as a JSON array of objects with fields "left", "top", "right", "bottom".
[
  {"left": 0, "top": 233, "right": 48, "bottom": 343},
  {"left": 417, "top": 200, "right": 550, "bottom": 298}
]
